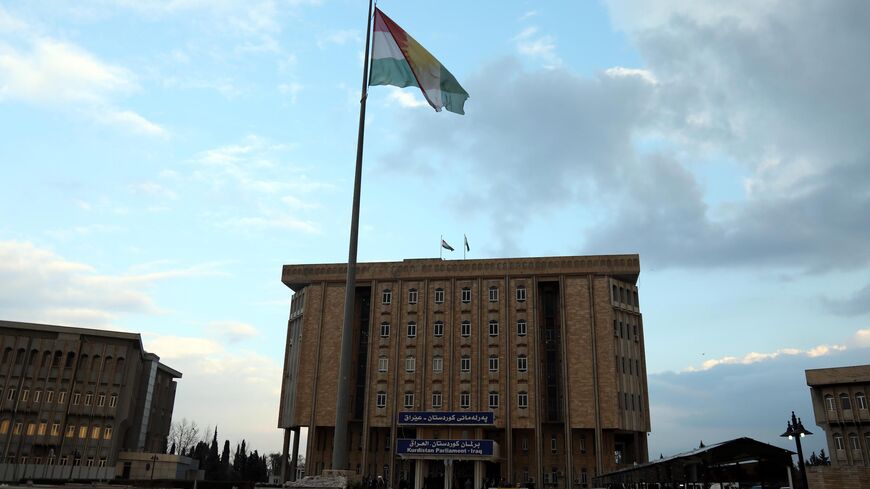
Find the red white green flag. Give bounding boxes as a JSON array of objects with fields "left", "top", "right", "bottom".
[{"left": 369, "top": 8, "right": 469, "bottom": 115}]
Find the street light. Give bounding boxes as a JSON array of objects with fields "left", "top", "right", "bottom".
[
  {"left": 150, "top": 454, "right": 159, "bottom": 480},
  {"left": 780, "top": 411, "right": 812, "bottom": 489}
]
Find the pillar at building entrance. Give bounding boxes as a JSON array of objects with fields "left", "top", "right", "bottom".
[
  {"left": 473, "top": 461, "right": 482, "bottom": 489},
  {"left": 415, "top": 460, "right": 424, "bottom": 489}
]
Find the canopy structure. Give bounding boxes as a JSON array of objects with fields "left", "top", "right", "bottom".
[{"left": 593, "top": 437, "right": 794, "bottom": 488}]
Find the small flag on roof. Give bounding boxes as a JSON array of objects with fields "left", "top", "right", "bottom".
[
  {"left": 441, "top": 239, "right": 455, "bottom": 251},
  {"left": 464, "top": 234, "right": 470, "bottom": 252},
  {"left": 369, "top": 8, "right": 469, "bottom": 115}
]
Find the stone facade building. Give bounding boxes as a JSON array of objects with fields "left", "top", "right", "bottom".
[
  {"left": 805, "top": 364, "right": 870, "bottom": 466},
  {"left": 278, "top": 255, "right": 650, "bottom": 489},
  {"left": 0, "top": 320, "right": 181, "bottom": 481}
]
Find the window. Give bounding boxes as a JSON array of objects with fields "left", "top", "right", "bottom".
[
  {"left": 38, "top": 422, "right": 46, "bottom": 435},
  {"left": 460, "top": 356, "right": 471, "bottom": 372},
  {"left": 579, "top": 435, "right": 586, "bottom": 453},
  {"left": 97, "top": 394, "right": 105, "bottom": 407},
  {"left": 408, "top": 288, "right": 418, "bottom": 304},
  {"left": 432, "top": 392, "right": 442, "bottom": 408},
  {"left": 612, "top": 284, "right": 619, "bottom": 302},
  {"left": 435, "top": 288, "right": 445, "bottom": 304},
  {"left": 551, "top": 435, "right": 558, "bottom": 453},
  {"left": 461, "top": 320, "right": 471, "bottom": 337},
  {"left": 517, "top": 319, "right": 527, "bottom": 336},
  {"left": 841, "top": 393, "right": 852, "bottom": 410},
  {"left": 858, "top": 393, "right": 868, "bottom": 410},
  {"left": 21, "top": 389, "right": 29, "bottom": 401},
  {"left": 26, "top": 423, "right": 35, "bottom": 436},
  {"left": 72, "top": 393, "right": 80, "bottom": 405},
  {"left": 33, "top": 390, "right": 41, "bottom": 403},
  {"left": 489, "top": 320, "right": 499, "bottom": 337},
  {"left": 58, "top": 391, "right": 66, "bottom": 404},
  {"left": 378, "top": 356, "right": 388, "bottom": 372},
  {"left": 60, "top": 456, "right": 68, "bottom": 466},
  {"left": 633, "top": 324, "right": 638, "bottom": 341},
  {"left": 516, "top": 286, "right": 526, "bottom": 302},
  {"left": 0, "top": 420, "right": 8, "bottom": 435},
  {"left": 461, "top": 287, "right": 471, "bottom": 303},
  {"left": 404, "top": 392, "right": 414, "bottom": 408},
  {"left": 405, "top": 356, "right": 416, "bottom": 373},
  {"left": 99, "top": 458, "right": 107, "bottom": 468},
  {"left": 104, "top": 426, "right": 113, "bottom": 440},
  {"left": 489, "top": 286, "right": 498, "bottom": 302},
  {"left": 825, "top": 394, "right": 835, "bottom": 411},
  {"left": 46, "top": 390, "right": 54, "bottom": 403},
  {"left": 489, "top": 356, "right": 499, "bottom": 372},
  {"left": 580, "top": 469, "right": 588, "bottom": 485},
  {"left": 85, "top": 393, "right": 93, "bottom": 406},
  {"left": 613, "top": 319, "right": 618, "bottom": 337},
  {"left": 66, "top": 424, "right": 75, "bottom": 437},
  {"left": 376, "top": 392, "right": 387, "bottom": 408},
  {"left": 488, "top": 392, "right": 499, "bottom": 408},
  {"left": 521, "top": 438, "right": 529, "bottom": 451},
  {"left": 380, "top": 322, "right": 390, "bottom": 338},
  {"left": 849, "top": 433, "right": 860, "bottom": 450},
  {"left": 79, "top": 425, "right": 88, "bottom": 438},
  {"left": 108, "top": 394, "right": 116, "bottom": 408},
  {"left": 518, "top": 392, "right": 529, "bottom": 409},
  {"left": 433, "top": 321, "right": 444, "bottom": 337},
  {"left": 517, "top": 355, "right": 528, "bottom": 372},
  {"left": 407, "top": 322, "right": 417, "bottom": 338},
  {"left": 13, "top": 422, "right": 22, "bottom": 435},
  {"left": 51, "top": 424, "right": 59, "bottom": 436},
  {"left": 382, "top": 289, "right": 392, "bottom": 305},
  {"left": 92, "top": 426, "right": 101, "bottom": 439},
  {"left": 433, "top": 357, "right": 443, "bottom": 373},
  {"left": 460, "top": 392, "right": 470, "bottom": 409}
]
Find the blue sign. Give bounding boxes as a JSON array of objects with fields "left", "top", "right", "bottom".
[
  {"left": 397, "top": 411, "right": 494, "bottom": 426},
  {"left": 396, "top": 439, "right": 495, "bottom": 457}
]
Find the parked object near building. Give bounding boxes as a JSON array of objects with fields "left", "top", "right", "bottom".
[
  {"left": 277, "top": 255, "right": 650, "bottom": 489},
  {"left": 0, "top": 320, "right": 181, "bottom": 481},
  {"left": 115, "top": 451, "right": 201, "bottom": 480}
]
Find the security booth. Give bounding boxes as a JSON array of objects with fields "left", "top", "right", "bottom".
[{"left": 396, "top": 412, "right": 501, "bottom": 489}]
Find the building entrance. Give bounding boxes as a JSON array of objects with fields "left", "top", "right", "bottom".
[{"left": 453, "top": 461, "right": 474, "bottom": 489}]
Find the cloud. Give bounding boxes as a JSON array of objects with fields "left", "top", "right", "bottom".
[
  {"left": 278, "top": 82, "right": 303, "bottom": 104},
  {"left": 143, "top": 332, "right": 283, "bottom": 452},
  {"left": 685, "top": 344, "right": 847, "bottom": 372},
  {"left": 383, "top": 0, "right": 870, "bottom": 273},
  {"left": 218, "top": 215, "right": 319, "bottom": 234},
  {"left": 0, "top": 12, "right": 165, "bottom": 136},
  {"left": 208, "top": 320, "right": 259, "bottom": 343},
  {"left": 386, "top": 86, "right": 428, "bottom": 109},
  {"left": 824, "top": 283, "right": 870, "bottom": 316},
  {"left": 0, "top": 240, "right": 224, "bottom": 328},
  {"left": 854, "top": 329, "right": 870, "bottom": 347},
  {"left": 317, "top": 29, "right": 361, "bottom": 48},
  {"left": 513, "top": 27, "right": 561, "bottom": 67}
]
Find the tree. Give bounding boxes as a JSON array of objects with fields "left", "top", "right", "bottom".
[
  {"left": 221, "top": 440, "right": 231, "bottom": 479},
  {"left": 268, "top": 452, "right": 283, "bottom": 477},
  {"left": 205, "top": 428, "right": 221, "bottom": 479},
  {"left": 168, "top": 418, "right": 200, "bottom": 455},
  {"left": 169, "top": 442, "right": 176, "bottom": 455},
  {"left": 806, "top": 451, "right": 820, "bottom": 466},
  {"left": 818, "top": 448, "right": 831, "bottom": 465}
]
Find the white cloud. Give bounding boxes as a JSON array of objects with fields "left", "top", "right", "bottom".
[
  {"left": 605, "top": 66, "right": 658, "bottom": 85},
  {"left": 513, "top": 26, "right": 561, "bottom": 67},
  {"left": 208, "top": 320, "right": 259, "bottom": 342},
  {"left": 518, "top": 10, "right": 538, "bottom": 21},
  {"left": 0, "top": 11, "right": 165, "bottom": 136},
  {"left": 218, "top": 215, "right": 319, "bottom": 234},
  {"left": 0, "top": 240, "right": 224, "bottom": 328},
  {"left": 386, "top": 86, "right": 428, "bottom": 109},
  {"left": 317, "top": 29, "right": 361, "bottom": 48},
  {"left": 685, "top": 343, "right": 847, "bottom": 372},
  {"left": 854, "top": 329, "right": 870, "bottom": 347}
]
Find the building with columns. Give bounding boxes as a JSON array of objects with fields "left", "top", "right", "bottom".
[
  {"left": 805, "top": 365, "right": 870, "bottom": 466},
  {"left": 277, "top": 255, "right": 650, "bottom": 489},
  {"left": 0, "top": 320, "right": 181, "bottom": 481}
]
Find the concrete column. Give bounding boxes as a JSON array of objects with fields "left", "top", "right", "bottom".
[
  {"left": 281, "top": 429, "right": 291, "bottom": 483},
  {"left": 415, "top": 460, "right": 424, "bottom": 489},
  {"left": 473, "top": 461, "right": 483, "bottom": 489},
  {"left": 290, "top": 427, "right": 301, "bottom": 481},
  {"left": 444, "top": 460, "right": 453, "bottom": 489}
]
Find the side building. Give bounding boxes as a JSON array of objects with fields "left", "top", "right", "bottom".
[
  {"left": 277, "top": 255, "right": 650, "bottom": 489},
  {"left": 805, "top": 365, "right": 870, "bottom": 466},
  {"left": 0, "top": 320, "right": 181, "bottom": 481}
]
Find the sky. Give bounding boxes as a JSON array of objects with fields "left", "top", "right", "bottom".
[{"left": 1, "top": 0, "right": 869, "bottom": 460}]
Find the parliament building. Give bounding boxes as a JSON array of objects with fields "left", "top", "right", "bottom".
[{"left": 278, "top": 255, "right": 649, "bottom": 489}]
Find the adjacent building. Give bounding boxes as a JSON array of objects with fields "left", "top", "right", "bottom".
[
  {"left": 277, "top": 255, "right": 650, "bottom": 489},
  {"left": 0, "top": 320, "right": 181, "bottom": 481},
  {"left": 805, "top": 365, "right": 870, "bottom": 466}
]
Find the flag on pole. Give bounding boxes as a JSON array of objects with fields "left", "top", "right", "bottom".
[
  {"left": 441, "top": 239, "right": 455, "bottom": 251},
  {"left": 464, "top": 234, "right": 470, "bottom": 252},
  {"left": 369, "top": 8, "right": 469, "bottom": 115}
]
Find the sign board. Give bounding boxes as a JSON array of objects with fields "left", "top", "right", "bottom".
[
  {"left": 396, "top": 439, "right": 495, "bottom": 457},
  {"left": 397, "top": 411, "right": 494, "bottom": 426}
]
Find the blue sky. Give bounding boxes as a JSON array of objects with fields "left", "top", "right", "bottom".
[{"left": 2, "top": 0, "right": 869, "bottom": 459}]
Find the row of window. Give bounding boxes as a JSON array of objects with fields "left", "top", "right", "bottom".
[
  {"left": 379, "top": 354, "right": 530, "bottom": 374},
  {"left": 613, "top": 319, "right": 640, "bottom": 341},
  {"left": 617, "top": 356, "right": 641, "bottom": 376},
  {"left": 824, "top": 392, "right": 868, "bottom": 411},
  {"left": 375, "top": 391, "right": 530, "bottom": 409},
  {"left": 5, "top": 455, "right": 108, "bottom": 467},
  {"left": 611, "top": 284, "right": 639, "bottom": 308},
  {"left": 0, "top": 420, "right": 113, "bottom": 440},
  {"left": 1, "top": 388, "right": 118, "bottom": 407},
  {"left": 381, "top": 286, "right": 528, "bottom": 306},
  {"left": 618, "top": 392, "right": 643, "bottom": 413},
  {"left": 380, "top": 319, "right": 530, "bottom": 339},
  {"left": 1, "top": 348, "right": 125, "bottom": 371},
  {"left": 832, "top": 432, "right": 870, "bottom": 451}
]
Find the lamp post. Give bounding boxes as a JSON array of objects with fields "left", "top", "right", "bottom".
[
  {"left": 150, "top": 454, "right": 159, "bottom": 480},
  {"left": 780, "top": 411, "right": 812, "bottom": 489}
]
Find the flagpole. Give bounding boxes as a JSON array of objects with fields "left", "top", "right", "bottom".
[
  {"left": 332, "top": 0, "right": 374, "bottom": 473},
  {"left": 440, "top": 234, "right": 443, "bottom": 259}
]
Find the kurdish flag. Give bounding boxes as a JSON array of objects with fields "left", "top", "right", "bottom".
[{"left": 369, "top": 8, "right": 469, "bottom": 115}]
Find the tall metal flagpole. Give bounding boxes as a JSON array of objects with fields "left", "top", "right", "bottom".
[{"left": 332, "top": 0, "right": 374, "bottom": 472}]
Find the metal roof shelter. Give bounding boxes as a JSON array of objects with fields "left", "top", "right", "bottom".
[{"left": 593, "top": 437, "right": 795, "bottom": 488}]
